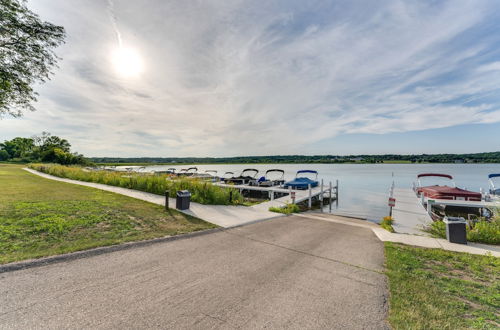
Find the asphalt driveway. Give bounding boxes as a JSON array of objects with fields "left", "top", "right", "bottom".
[{"left": 0, "top": 215, "right": 388, "bottom": 329}]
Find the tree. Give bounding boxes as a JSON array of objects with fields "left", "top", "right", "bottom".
[
  {"left": 0, "top": 136, "right": 34, "bottom": 158},
  {"left": 0, "top": 149, "right": 9, "bottom": 160},
  {"left": 0, "top": 0, "right": 65, "bottom": 117},
  {"left": 33, "top": 131, "right": 70, "bottom": 152},
  {"left": 0, "top": 132, "right": 88, "bottom": 164}
]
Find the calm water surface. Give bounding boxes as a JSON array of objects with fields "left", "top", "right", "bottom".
[{"left": 121, "top": 164, "right": 500, "bottom": 221}]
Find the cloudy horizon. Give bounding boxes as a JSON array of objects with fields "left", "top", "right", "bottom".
[{"left": 2, "top": 0, "right": 500, "bottom": 157}]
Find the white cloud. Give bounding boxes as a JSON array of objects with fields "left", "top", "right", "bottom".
[{"left": 2, "top": 0, "right": 500, "bottom": 156}]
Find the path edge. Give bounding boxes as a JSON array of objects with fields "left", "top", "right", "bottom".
[{"left": 0, "top": 227, "right": 222, "bottom": 274}]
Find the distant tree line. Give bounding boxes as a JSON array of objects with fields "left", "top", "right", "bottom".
[
  {"left": 91, "top": 152, "right": 500, "bottom": 165},
  {"left": 0, "top": 132, "right": 88, "bottom": 165}
]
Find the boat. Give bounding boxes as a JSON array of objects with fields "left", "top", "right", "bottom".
[
  {"left": 194, "top": 170, "right": 219, "bottom": 180},
  {"left": 221, "top": 171, "right": 234, "bottom": 182},
  {"left": 415, "top": 173, "right": 481, "bottom": 201},
  {"left": 224, "top": 169, "right": 259, "bottom": 185},
  {"left": 178, "top": 167, "right": 198, "bottom": 177},
  {"left": 154, "top": 168, "right": 176, "bottom": 175},
  {"left": 488, "top": 174, "right": 500, "bottom": 196},
  {"left": 284, "top": 170, "right": 319, "bottom": 190},
  {"left": 251, "top": 169, "right": 285, "bottom": 187}
]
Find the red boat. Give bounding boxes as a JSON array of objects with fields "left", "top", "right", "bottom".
[{"left": 415, "top": 173, "right": 481, "bottom": 201}]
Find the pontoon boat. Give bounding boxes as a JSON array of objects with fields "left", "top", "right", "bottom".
[{"left": 415, "top": 173, "right": 481, "bottom": 201}]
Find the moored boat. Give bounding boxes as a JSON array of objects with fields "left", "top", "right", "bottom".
[
  {"left": 415, "top": 173, "right": 481, "bottom": 201},
  {"left": 488, "top": 173, "right": 500, "bottom": 196},
  {"left": 221, "top": 171, "right": 234, "bottom": 182},
  {"left": 224, "top": 169, "right": 259, "bottom": 185},
  {"left": 284, "top": 170, "right": 319, "bottom": 190},
  {"left": 154, "top": 167, "right": 176, "bottom": 175},
  {"left": 194, "top": 170, "right": 219, "bottom": 180},
  {"left": 178, "top": 167, "right": 198, "bottom": 177},
  {"left": 254, "top": 169, "right": 285, "bottom": 187}
]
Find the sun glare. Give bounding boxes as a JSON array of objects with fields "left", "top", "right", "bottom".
[{"left": 111, "top": 47, "right": 144, "bottom": 77}]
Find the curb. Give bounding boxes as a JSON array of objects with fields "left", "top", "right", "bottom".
[{"left": 0, "top": 227, "right": 222, "bottom": 274}]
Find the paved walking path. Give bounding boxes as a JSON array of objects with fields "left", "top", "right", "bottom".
[
  {"left": 0, "top": 216, "right": 388, "bottom": 329},
  {"left": 24, "top": 168, "right": 281, "bottom": 228},
  {"left": 301, "top": 213, "right": 500, "bottom": 257}
]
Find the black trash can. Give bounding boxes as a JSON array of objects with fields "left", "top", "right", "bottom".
[
  {"left": 176, "top": 190, "right": 191, "bottom": 210},
  {"left": 443, "top": 216, "right": 467, "bottom": 244}
]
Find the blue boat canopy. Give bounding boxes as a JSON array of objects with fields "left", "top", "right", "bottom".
[
  {"left": 284, "top": 177, "right": 319, "bottom": 190},
  {"left": 488, "top": 174, "right": 500, "bottom": 178},
  {"left": 297, "top": 170, "right": 318, "bottom": 174},
  {"left": 284, "top": 170, "right": 319, "bottom": 189}
]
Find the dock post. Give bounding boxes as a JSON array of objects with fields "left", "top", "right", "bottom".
[
  {"left": 320, "top": 179, "right": 324, "bottom": 212},
  {"left": 289, "top": 186, "right": 292, "bottom": 203},
  {"left": 270, "top": 190, "right": 274, "bottom": 201},
  {"left": 308, "top": 184, "right": 312, "bottom": 209},
  {"left": 165, "top": 190, "right": 169, "bottom": 210},
  {"left": 420, "top": 192, "right": 425, "bottom": 205},
  {"left": 336, "top": 180, "right": 339, "bottom": 208},
  {"left": 427, "top": 200, "right": 433, "bottom": 215},
  {"left": 329, "top": 181, "right": 332, "bottom": 212}
]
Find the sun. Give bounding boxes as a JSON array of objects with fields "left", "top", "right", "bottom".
[{"left": 111, "top": 47, "right": 144, "bottom": 77}]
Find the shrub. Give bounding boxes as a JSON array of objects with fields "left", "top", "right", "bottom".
[
  {"left": 380, "top": 216, "right": 395, "bottom": 232},
  {"left": 269, "top": 203, "right": 300, "bottom": 214},
  {"left": 467, "top": 218, "right": 499, "bottom": 245},
  {"left": 29, "top": 164, "right": 244, "bottom": 206},
  {"left": 426, "top": 217, "right": 499, "bottom": 245}
]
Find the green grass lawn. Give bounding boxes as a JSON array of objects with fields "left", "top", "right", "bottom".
[
  {"left": 385, "top": 243, "right": 499, "bottom": 329},
  {"left": 0, "top": 165, "right": 217, "bottom": 264}
]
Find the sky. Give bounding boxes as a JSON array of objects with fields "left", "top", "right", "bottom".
[{"left": 1, "top": 0, "right": 500, "bottom": 157}]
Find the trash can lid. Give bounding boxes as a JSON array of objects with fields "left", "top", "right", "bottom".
[
  {"left": 443, "top": 216, "right": 466, "bottom": 224},
  {"left": 177, "top": 190, "right": 191, "bottom": 196}
]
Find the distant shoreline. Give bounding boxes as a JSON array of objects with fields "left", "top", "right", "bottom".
[
  {"left": 88, "top": 151, "right": 500, "bottom": 166},
  {"left": 90, "top": 161, "right": 500, "bottom": 166}
]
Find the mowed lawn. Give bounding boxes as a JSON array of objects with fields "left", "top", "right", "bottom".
[
  {"left": 385, "top": 243, "right": 500, "bottom": 329},
  {"left": 0, "top": 165, "right": 217, "bottom": 264}
]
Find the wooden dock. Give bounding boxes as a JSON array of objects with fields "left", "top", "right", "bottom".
[
  {"left": 421, "top": 196, "right": 498, "bottom": 209},
  {"left": 215, "top": 181, "right": 338, "bottom": 210},
  {"left": 391, "top": 187, "right": 500, "bottom": 236},
  {"left": 391, "top": 188, "right": 433, "bottom": 235}
]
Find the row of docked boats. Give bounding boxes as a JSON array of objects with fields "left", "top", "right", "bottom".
[{"left": 154, "top": 167, "right": 320, "bottom": 190}]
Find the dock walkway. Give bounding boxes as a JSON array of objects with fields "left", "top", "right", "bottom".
[
  {"left": 391, "top": 188, "right": 432, "bottom": 235},
  {"left": 216, "top": 182, "right": 337, "bottom": 210}
]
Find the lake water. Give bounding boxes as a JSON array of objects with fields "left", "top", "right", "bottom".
[{"left": 120, "top": 164, "right": 500, "bottom": 221}]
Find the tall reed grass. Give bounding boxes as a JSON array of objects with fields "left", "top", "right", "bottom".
[{"left": 29, "top": 164, "right": 244, "bottom": 205}]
